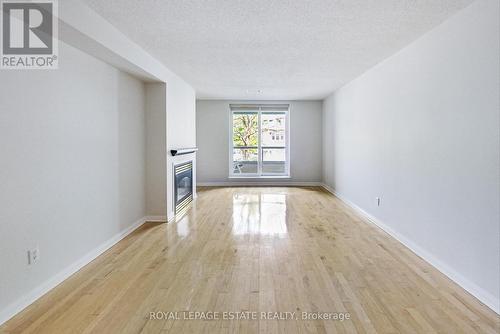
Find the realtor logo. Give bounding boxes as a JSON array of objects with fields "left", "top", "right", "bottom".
[{"left": 1, "top": 0, "right": 58, "bottom": 69}]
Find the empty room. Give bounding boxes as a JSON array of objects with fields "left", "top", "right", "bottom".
[{"left": 0, "top": 0, "right": 499, "bottom": 333}]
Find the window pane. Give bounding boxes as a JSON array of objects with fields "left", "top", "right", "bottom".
[
  {"left": 230, "top": 106, "right": 288, "bottom": 177},
  {"left": 233, "top": 113, "right": 258, "bottom": 147},
  {"left": 261, "top": 113, "right": 286, "bottom": 147},
  {"left": 233, "top": 148, "right": 258, "bottom": 174},
  {"left": 262, "top": 148, "right": 286, "bottom": 174}
]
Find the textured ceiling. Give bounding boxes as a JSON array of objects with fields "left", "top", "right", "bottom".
[{"left": 83, "top": 0, "right": 474, "bottom": 100}]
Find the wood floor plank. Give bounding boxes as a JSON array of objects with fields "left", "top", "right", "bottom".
[{"left": 1, "top": 187, "right": 498, "bottom": 333}]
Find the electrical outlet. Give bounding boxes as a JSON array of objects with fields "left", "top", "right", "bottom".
[
  {"left": 28, "top": 247, "right": 40, "bottom": 265},
  {"left": 375, "top": 197, "right": 381, "bottom": 207}
]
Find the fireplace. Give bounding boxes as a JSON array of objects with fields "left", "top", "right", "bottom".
[{"left": 174, "top": 161, "right": 193, "bottom": 214}]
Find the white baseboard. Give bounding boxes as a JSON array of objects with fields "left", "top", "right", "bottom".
[
  {"left": 3, "top": 194, "right": 497, "bottom": 327},
  {"left": 198, "top": 181, "right": 323, "bottom": 187},
  {"left": 321, "top": 183, "right": 336, "bottom": 195},
  {"left": 0, "top": 217, "right": 147, "bottom": 326},
  {"left": 144, "top": 216, "right": 167, "bottom": 223},
  {"left": 321, "top": 184, "right": 499, "bottom": 315}
]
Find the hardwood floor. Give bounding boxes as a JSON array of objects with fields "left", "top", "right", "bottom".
[{"left": 1, "top": 187, "right": 498, "bottom": 333}]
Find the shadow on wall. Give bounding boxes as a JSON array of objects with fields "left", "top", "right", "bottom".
[{"left": 117, "top": 71, "right": 146, "bottom": 230}]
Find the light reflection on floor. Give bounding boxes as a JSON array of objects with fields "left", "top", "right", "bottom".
[
  {"left": 175, "top": 217, "right": 190, "bottom": 237},
  {"left": 232, "top": 193, "right": 287, "bottom": 236}
]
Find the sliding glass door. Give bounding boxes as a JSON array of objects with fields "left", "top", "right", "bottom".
[
  {"left": 232, "top": 110, "right": 259, "bottom": 174},
  {"left": 230, "top": 105, "right": 289, "bottom": 177}
]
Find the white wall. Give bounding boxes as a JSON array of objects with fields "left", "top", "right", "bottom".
[
  {"left": 0, "top": 0, "right": 198, "bottom": 324},
  {"left": 60, "top": 0, "right": 197, "bottom": 222},
  {"left": 196, "top": 100, "right": 323, "bottom": 184},
  {"left": 144, "top": 80, "right": 197, "bottom": 222},
  {"left": 322, "top": 0, "right": 499, "bottom": 312},
  {"left": 145, "top": 83, "right": 167, "bottom": 217},
  {"left": 166, "top": 81, "right": 197, "bottom": 220},
  {"left": 0, "top": 41, "right": 146, "bottom": 317}
]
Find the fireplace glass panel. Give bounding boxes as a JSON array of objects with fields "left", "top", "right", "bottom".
[
  {"left": 174, "top": 161, "right": 193, "bottom": 213},
  {"left": 176, "top": 173, "right": 192, "bottom": 202}
]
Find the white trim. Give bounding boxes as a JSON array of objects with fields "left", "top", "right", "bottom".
[
  {"left": 321, "top": 183, "right": 336, "bottom": 195},
  {"left": 0, "top": 217, "right": 146, "bottom": 326},
  {"left": 144, "top": 216, "right": 167, "bottom": 223},
  {"left": 4, "top": 185, "right": 497, "bottom": 327},
  {"left": 258, "top": 108, "right": 262, "bottom": 175},
  {"left": 228, "top": 176, "right": 291, "bottom": 179},
  {"left": 198, "top": 181, "right": 322, "bottom": 187},
  {"left": 321, "top": 184, "right": 500, "bottom": 315}
]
